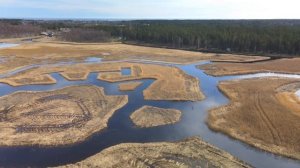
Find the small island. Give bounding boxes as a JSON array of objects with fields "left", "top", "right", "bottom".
[
  {"left": 0, "top": 85, "right": 128, "bottom": 147},
  {"left": 130, "top": 106, "right": 181, "bottom": 128}
]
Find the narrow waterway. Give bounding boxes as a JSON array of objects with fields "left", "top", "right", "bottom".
[{"left": 0, "top": 60, "right": 299, "bottom": 168}]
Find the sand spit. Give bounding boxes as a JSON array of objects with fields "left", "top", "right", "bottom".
[
  {"left": 58, "top": 137, "right": 250, "bottom": 168},
  {"left": 208, "top": 78, "right": 300, "bottom": 160},
  {"left": 118, "top": 82, "right": 142, "bottom": 91},
  {"left": 130, "top": 106, "right": 182, "bottom": 128},
  {"left": 0, "top": 85, "right": 128, "bottom": 147}
]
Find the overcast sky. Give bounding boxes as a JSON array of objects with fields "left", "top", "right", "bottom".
[{"left": 0, "top": 0, "right": 299, "bottom": 19}]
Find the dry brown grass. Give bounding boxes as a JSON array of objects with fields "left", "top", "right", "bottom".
[
  {"left": 59, "top": 137, "right": 250, "bottom": 168},
  {"left": 0, "top": 62, "right": 204, "bottom": 101},
  {"left": 200, "top": 58, "right": 300, "bottom": 76},
  {"left": 0, "top": 85, "right": 128, "bottom": 147},
  {"left": 0, "top": 40, "right": 269, "bottom": 74},
  {"left": 208, "top": 78, "right": 300, "bottom": 159},
  {"left": 98, "top": 63, "right": 204, "bottom": 101},
  {"left": 118, "top": 82, "right": 142, "bottom": 91},
  {"left": 130, "top": 106, "right": 182, "bottom": 128}
]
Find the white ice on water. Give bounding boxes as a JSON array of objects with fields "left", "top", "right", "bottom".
[
  {"left": 295, "top": 90, "right": 300, "bottom": 99},
  {"left": 0, "top": 43, "right": 19, "bottom": 49}
]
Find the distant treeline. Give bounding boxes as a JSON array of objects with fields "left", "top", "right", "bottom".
[
  {"left": 1, "top": 19, "right": 300, "bottom": 56},
  {"left": 117, "top": 20, "right": 300, "bottom": 56},
  {"left": 0, "top": 20, "right": 41, "bottom": 38},
  {"left": 59, "top": 28, "right": 111, "bottom": 43}
]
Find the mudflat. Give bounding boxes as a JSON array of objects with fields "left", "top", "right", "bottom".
[
  {"left": 200, "top": 58, "right": 300, "bottom": 76},
  {"left": 0, "top": 85, "right": 128, "bottom": 146},
  {"left": 59, "top": 137, "right": 250, "bottom": 168},
  {"left": 130, "top": 106, "right": 182, "bottom": 128},
  {"left": 208, "top": 78, "right": 300, "bottom": 159}
]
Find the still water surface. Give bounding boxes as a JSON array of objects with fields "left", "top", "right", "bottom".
[{"left": 0, "top": 60, "right": 299, "bottom": 167}]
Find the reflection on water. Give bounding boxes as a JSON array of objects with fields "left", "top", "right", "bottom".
[{"left": 0, "top": 61, "right": 299, "bottom": 168}]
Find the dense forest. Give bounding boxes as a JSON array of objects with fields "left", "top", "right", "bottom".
[
  {"left": 1, "top": 19, "right": 300, "bottom": 56},
  {"left": 59, "top": 28, "right": 111, "bottom": 42},
  {"left": 118, "top": 20, "right": 300, "bottom": 56}
]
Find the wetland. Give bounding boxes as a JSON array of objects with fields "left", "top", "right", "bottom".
[{"left": 0, "top": 42, "right": 299, "bottom": 168}]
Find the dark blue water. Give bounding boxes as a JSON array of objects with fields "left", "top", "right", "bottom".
[
  {"left": 0, "top": 61, "right": 299, "bottom": 168},
  {"left": 121, "top": 68, "right": 132, "bottom": 76}
]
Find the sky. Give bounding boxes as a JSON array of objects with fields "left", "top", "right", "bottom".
[{"left": 0, "top": 0, "right": 300, "bottom": 19}]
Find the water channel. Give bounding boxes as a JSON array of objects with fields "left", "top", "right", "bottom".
[{"left": 0, "top": 44, "right": 299, "bottom": 167}]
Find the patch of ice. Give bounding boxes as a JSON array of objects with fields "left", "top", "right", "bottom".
[
  {"left": 84, "top": 57, "right": 102, "bottom": 63},
  {"left": 236, "top": 72, "right": 300, "bottom": 79},
  {"left": 0, "top": 43, "right": 19, "bottom": 49},
  {"left": 220, "top": 72, "right": 300, "bottom": 81},
  {"left": 296, "top": 90, "right": 300, "bottom": 99}
]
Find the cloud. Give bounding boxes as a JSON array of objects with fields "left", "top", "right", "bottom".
[{"left": 0, "top": 0, "right": 300, "bottom": 19}]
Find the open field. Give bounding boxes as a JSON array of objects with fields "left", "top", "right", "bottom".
[
  {"left": 0, "top": 62, "right": 204, "bottom": 101},
  {"left": 118, "top": 82, "right": 142, "bottom": 91},
  {"left": 208, "top": 78, "right": 300, "bottom": 159},
  {"left": 130, "top": 106, "right": 182, "bottom": 128},
  {"left": 59, "top": 137, "right": 250, "bottom": 168},
  {"left": 200, "top": 58, "right": 300, "bottom": 76},
  {"left": 0, "top": 85, "right": 128, "bottom": 146}
]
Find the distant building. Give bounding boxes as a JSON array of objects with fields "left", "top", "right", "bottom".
[{"left": 40, "top": 31, "right": 54, "bottom": 37}]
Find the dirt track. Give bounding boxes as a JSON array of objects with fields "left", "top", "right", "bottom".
[{"left": 208, "top": 78, "right": 300, "bottom": 159}]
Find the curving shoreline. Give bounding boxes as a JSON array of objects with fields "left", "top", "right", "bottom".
[
  {"left": 208, "top": 78, "right": 300, "bottom": 160},
  {"left": 130, "top": 106, "right": 182, "bottom": 128},
  {"left": 0, "top": 85, "right": 128, "bottom": 147},
  {"left": 0, "top": 62, "right": 204, "bottom": 101},
  {"left": 0, "top": 59, "right": 299, "bottom": 167},
  {"left": 58, "top": 137, "right": 250, "bottom": 168}
]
